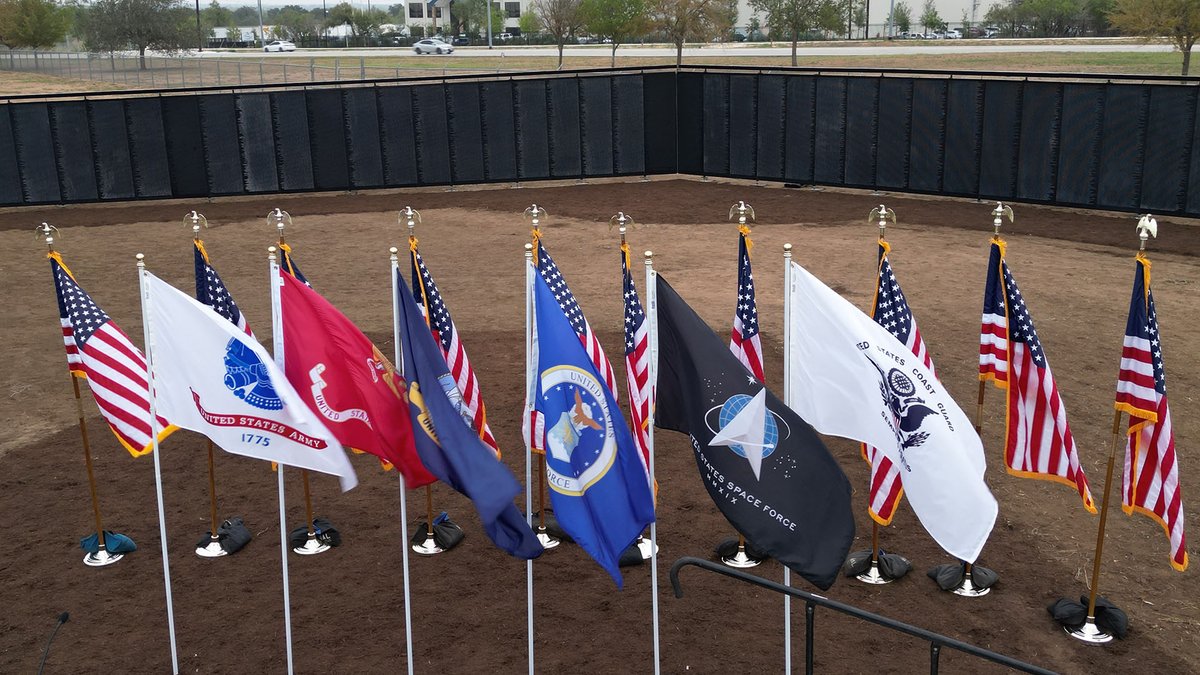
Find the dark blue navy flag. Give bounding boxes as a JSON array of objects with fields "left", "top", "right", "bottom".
[
  {"left": 532, "top": 268, "right": 655, "bottom": 587},
  {"left": 654, "top": 275, "right": 854, "bottom": 590},
  {"left": 396, "top": 275, "right": 543, "bottom": 559}
]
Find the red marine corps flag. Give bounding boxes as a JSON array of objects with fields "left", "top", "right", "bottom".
[{"left": 278, "top": 269, "right": 435, "bottom": 488}]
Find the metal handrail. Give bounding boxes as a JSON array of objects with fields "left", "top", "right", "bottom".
[{"left": 669, "top": 556, "right": 1058, "bottom": 675}]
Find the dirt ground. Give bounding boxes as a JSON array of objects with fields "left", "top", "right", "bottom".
[{"left": 0, "top": 178, "right": 1197, "bottom": 673}]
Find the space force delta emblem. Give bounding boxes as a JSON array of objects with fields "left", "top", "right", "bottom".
[{"left": 540, "top": 365, "right": 618, "bottom": 496}]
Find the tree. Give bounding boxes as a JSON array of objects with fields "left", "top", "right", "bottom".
[
  {"left": 984, "top": 1, "right": 1026, "bottom": 36},
  {"left": 459, "top": 0, "right": 505, "bottom": 37},
  {"left": 1, "top": 0, "right": 68, "bottom": 49},
  {"left": 1023, "top": 0, "right": 1085, "bottom": 36},
  {"left": 750, "top": 0, "right": 829, "bottom": 64},
  {"left": 852, "top": 0, "right": 867, "bottom": 38},
  {"left": 230, "top": 5, "right": 256, "bottom": 24},
  {"left": 518, "top": 8, "right": 539, "bottom": 36},
  {"left": 200, "top": 0, "right": 232, "bottom": 35},
  {"left": 1111, "top": 0, "right": 1200, "bottom": 75},
  {"left": 581, "top": 0, "right": 647, "bottom": 66},
  {"left": 650, "top": 0, "right": 725, "bottom": 65},
  {"left": 532, "top": 0, "right": 583, "bottom": 68},
  {"left": 919, "top": 0, "right": 943, "bottom": 33},
  {"left": 891, "top": 0, "right": 911, "bottom": 33},
  {"left": 274, "top": 6, "right": 320, "bottom": 42},
  {"left": 79, "top": 0, "right": 191, "bottom": 68}
]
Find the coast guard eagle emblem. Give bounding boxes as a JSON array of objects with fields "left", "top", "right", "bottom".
[
  {"left": 223, "top": 338, "right": 282, "bottom": 410},
  {"left": 865, "top": 356, "right": 937, "bottom": 460}
]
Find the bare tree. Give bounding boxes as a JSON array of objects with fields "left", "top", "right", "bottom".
[
  {"left": 1110, "top": 0, "right": 1200, "bottom": 75},
  {"left": 650, "top": 0, "right": 724, "bottom": 66},
  {"left": 533, "top": 0, "right": 584, "bottom": 69}
]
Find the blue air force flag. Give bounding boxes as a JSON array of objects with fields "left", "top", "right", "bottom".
[
  {"left": 785, "top": 261, "right": 995, "bottom": 562},
  {"left": 532, "top": 267, "right": 655, "bottom": 586},
  {"left": 142, "top": 271, "right": 357, "bottom": 491}
]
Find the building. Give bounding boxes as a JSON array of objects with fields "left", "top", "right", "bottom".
[{"left": 405, "top": 0, "right": 525, "bottom": 36}]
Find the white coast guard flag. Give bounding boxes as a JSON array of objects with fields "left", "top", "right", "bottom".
[
  {"left": 142, "top": 272, "right": 357, "bottom": 491},
  {"left": 785, "top": 261, "right": 996, "bottom": 562}
]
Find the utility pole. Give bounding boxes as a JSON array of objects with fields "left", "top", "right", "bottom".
[{"left": 195, "top": 0, "right": 203, "bottom": 51}]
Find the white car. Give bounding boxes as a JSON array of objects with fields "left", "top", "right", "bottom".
[
  {"left": 413, "top": 39, "right": 454, "bottom": 55},
  {"left": 264, "top": 40, "right": 296, "bottom": 52}
]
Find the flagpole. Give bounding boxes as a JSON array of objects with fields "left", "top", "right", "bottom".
[
  {"left": 523, "top": 241, "right": 536, "bottom": 675},
  {"left": 42, "top": 224, "right": 123, "bottom": 568},
  {"left": 781, "top": 242, "right": 793, "bottom": 673},
  {"left": 269, "top": 246, "right": 297, "bottom": 675},
  {"left": 137, "top": 253, "right": 180, "bottom": 675},
  {"left": 645, "top": 249, "right": 662, "bottom": 675},
  {"left": 390, "top": 246, "right": 417, "bottom": 675}
]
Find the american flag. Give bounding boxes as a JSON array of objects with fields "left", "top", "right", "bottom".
[
  {"left": 860, "top": 241, "right": 933, "bottom": 525},
  {"left": 980, "top": 240, "right": 1095, "bottom": 511},
  {"left": 621, "top": 244, "right": 653, "bottom": 486},
  {"left": 410, "top": 243, "right": 500, "bottom": 455},
  {"left": 729, "top": 230, "right": 765, "bottom": 382},
  {"left": 278, "top": 243, "right": 310, "bottom": 285},
  {"left": 51, "top": 253, "right": 173, "bottom": 457},
  {"left": 526, "top": 238, "right": 618, "bottom": 453},
  {"left": 1115, "top": 253, "right": 1187, "bottom": 571},
  {"left": 194, "top": 240, "right": 254, "bottom": 338}
]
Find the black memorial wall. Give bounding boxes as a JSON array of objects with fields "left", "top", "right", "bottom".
[{"left": 2, "top": 67, "right": 1197, "bottom": 216}]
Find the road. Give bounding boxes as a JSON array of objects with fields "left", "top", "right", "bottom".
[{"left": 187, "top": 40, "right": 1179, "bottom": 59}]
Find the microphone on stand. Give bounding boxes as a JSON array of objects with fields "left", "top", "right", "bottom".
[{"left": 37, "top": 612, "right": 69, "bottom": 675}]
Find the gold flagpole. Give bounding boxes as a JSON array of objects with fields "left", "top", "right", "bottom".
[
  {"left": 41, "top": 223, "right": 123, "bottom": 567},
  {"left": 720, "top": 201, "right": 762, "bottom": 570},
  {"left": 527, "top": 205, "right": 560, "bottom": 550},
  {"left": 1068, "top": 214, "right": 1158, "bottom": 643},
  {"left": 190, "top": 212, "right": 230, "bottom": 559}
]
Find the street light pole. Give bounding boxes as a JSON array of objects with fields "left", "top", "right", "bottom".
[
  {"left": 195, "top": 0, "right": 203, "bottom": 51},
  {"left": 257, "top": 0, "right": 266, "bottom": 48}
]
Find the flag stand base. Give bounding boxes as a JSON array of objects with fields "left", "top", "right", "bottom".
[
  {"left": 855, "top": 560, "right": 894, "bottom": 585},
  {"left": 411, "top": 532, "right": 446, "bottom": 555},
  {"left": 292, "top": 533, "right": 330, "bottom": 556},
  {"left": 1065, "top": 617, "right": 1113, "bottom": 644},
  {"left": 720, "top": 548, "right": 763, "bottom": 569},
  {"left": 536, "top": 526, "right": 561, "bottom": 550},
  {"left": 952, "top": 572, "right": 991, "bottom": 597},
  {"left": 636, "top": 535, "right": 657, "bottom": 560},
  {"left": 83, "top": 548, "right": 123, "bottom": 567},
  {"left": 195, "top": 537, "right": 228, "bottom": 558}
]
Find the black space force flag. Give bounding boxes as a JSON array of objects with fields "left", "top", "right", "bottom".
[{"left": 654, "top": 275, "right": 854, "bottom": 590}]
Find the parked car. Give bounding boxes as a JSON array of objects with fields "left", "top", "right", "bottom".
[
  {"left": 413, "top": 38, "right": 454, "bottom": 54},
  {"left": 944, "top": 28, "right": 962, "bottom": 39},
  {"left": 263, "top": 40, "right": 296, "bottom": 52},
  {"left": 451, "top": 35, "right": 470, "bottom": 46}
]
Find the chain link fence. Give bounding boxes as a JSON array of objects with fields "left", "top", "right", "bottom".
[{"left": 1, "top": 50, "right": 520, "bottom": 89}]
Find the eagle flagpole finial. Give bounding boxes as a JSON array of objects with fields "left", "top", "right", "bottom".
[
  {"left": 401, "top": 206, "right": 422, "bottom": 242},
  {"left": 609, "top": 212, "right": 637, "bottom": 244},
  {"left": 268, "top": 208, "right": 293, "bottom": 245},
  {"left": 991, "top": 202, "right": 1014, "bottom": 236},
  {"left": 729, "top": 201, "right": 755, "bottom": 227},
  {"left": 868, "top": 204, "right": 896, "bottom": 238},
  {"left": 1137, "top": 214, "right": 1158, "bottom": 251},
  {"left": 184, "top": 210, "right": 208, "bottom": 237},
  {"left": 35, "top": 222, "right": 60, "bottom": 252}
]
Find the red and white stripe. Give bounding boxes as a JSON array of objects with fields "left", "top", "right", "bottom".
[
  {"left": 979, "top": 311, "right": 1009, "bottom": 383},
  {"left": 1118, "top": 334, "right": 1187, "bottom": 571},
  {"left": 79, "top": 323, "right": 171, "bottom": 457},
  {"left": 62, "top": 318, "right": 84, "bottom": 374},
  {"left": 437, "top": 325, "right": 499, "bottom": 454},
  {"left": 730, "top": 320, "right": 765, "bottom": 382}
]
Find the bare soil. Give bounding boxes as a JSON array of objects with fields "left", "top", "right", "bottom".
[{"left": 0, "top": 178, "right": 1196, "bottom": 673}]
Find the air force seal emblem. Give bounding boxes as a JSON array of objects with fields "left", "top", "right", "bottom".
[
  {"left": 539, "top": 365, "right": 617, "bottom": 496},
  {"left": 223, "top": 338, "right": 282, "bottom": 410}
]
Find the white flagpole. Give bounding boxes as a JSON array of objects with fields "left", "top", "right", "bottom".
[
  {"left": 390, "top": 247, "right": 417, "bottom": 675},
  {"left": 523, "top": 241, "right": 535, "bottom": 675},
  {"left": 644, "top": 250, "right": 661, "bottom": 675},
  {"left": 781, "top": 243, "right": 794, "bottom": 673},
  {"left": 268, "top": 247, "right": 296, "bottom": 675},
  {"left": 137, "top": 254, "right": 180, "bottom": 675}
]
